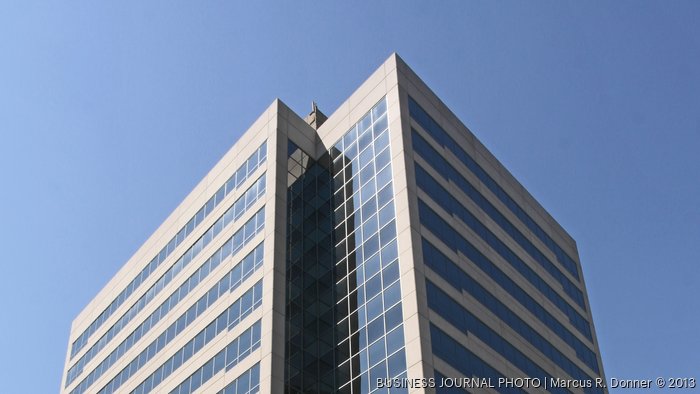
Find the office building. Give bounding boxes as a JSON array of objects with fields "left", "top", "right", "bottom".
[{"left": 62, "top": 54, "right": 606, "bottom": 394}]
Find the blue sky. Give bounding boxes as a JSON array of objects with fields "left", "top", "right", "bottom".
[{"left": 1, "top": 2, "right": 698, "bottom": 392}]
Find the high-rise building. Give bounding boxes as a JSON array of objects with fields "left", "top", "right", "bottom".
[{"left": 62, "top": 54, "right": 606, "bottom": 394}]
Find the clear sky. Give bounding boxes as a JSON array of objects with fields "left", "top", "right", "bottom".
[{"left": 1, "top": 2, "right": 698, "bottom": 392}]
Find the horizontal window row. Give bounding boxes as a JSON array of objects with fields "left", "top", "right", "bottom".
[
  {"left": 434, "top": 370, "right": 470, "bottom": 394},
  {"left": 98, "top": 280, "right": 263, "bottom": 394},
  {"left": 418, "top": 199, "right": 592, "bottom": 339},
  {"left": 133, "top": 313, "right": 262, "bottom": 394},
  {"left": 426, "top": 281, "right": 603, "bottom": 394},
  {"left": 415, "top": 164, "right": 584, "bottom": 310},
  {"left": 71, "top": 142, "right": 266, "bottom": 358},
  {"left": 427, "top": 259, "right": 598, "bottom": 381},
  {"left": 71, "top": 238, "right": 263, "bottom": 394},
  {"left": 170, "top": 320, "right": 262, "bottom": 394},
  {"left": 413, "top": 133, "right": 584, "bottom": 308},
  {"left": 216, "top": 363, "right": 261, "bottom": 394},
  {"left": 408, "top": 96, "right": 580, "bottom": 281},
  {"left": 71, "top": 216, "right": 263, "bottom": 394},
  {"left": 428, "top": 286, "right": 571, "bottom": 394},
  {"left": 430, "top": 324, "right": 526, "bottom": 394},
  {"left": 66, "top": 178, "right": 266, "bottom": 386},
  {"left": 416, "top": 165, "right": 586, "bottom": 314},
  {"left": 144, "top": 247, "right": 261, "bottom": 394},
  {"left": 422, "top": 238, "right": 598, "bottom": 373}
]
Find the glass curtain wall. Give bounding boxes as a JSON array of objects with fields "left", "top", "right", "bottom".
[{"left": 285, "top": 97, "right": 407, "bottom": 394}]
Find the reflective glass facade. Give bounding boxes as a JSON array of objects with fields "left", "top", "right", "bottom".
[
  {"left": 285, "top": 142, "right": 337, "bottom": 393},
  {"left": 329, "top": 98, "right": 407, "bottom": 394},
  {"left": 285, "top": 98, "right": 407, "bottom": 394}
]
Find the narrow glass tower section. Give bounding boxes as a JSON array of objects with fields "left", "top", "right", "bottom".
[
  {"left": 285, "top": 141, "right": 337, "bottom": 393},
  {"left": 329, "top": 98, "right": 407, "bottom": 394},
  {"left": 285, "top": 98, "right": 408, "bottom": 394}
]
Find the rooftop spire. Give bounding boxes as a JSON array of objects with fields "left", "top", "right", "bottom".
[{"left": 305, "top": 101, "right": 327, "bottom": 129}]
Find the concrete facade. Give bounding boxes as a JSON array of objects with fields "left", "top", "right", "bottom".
[{"left": 62, "top": 54, "right": 605, "bottom": 394}]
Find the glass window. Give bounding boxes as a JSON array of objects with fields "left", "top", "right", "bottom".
[
  {"left": 368, "top": 337, "right": 386, "bottom": 366},
  {"left": 383, "top": 281, "right": 401, "bottom": 308},
  {"left": 384, "top": 304, "right": 402, "bottom": 332},
  {"left": 237, "top": 368, "right": 251, "bottom": 392}
]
